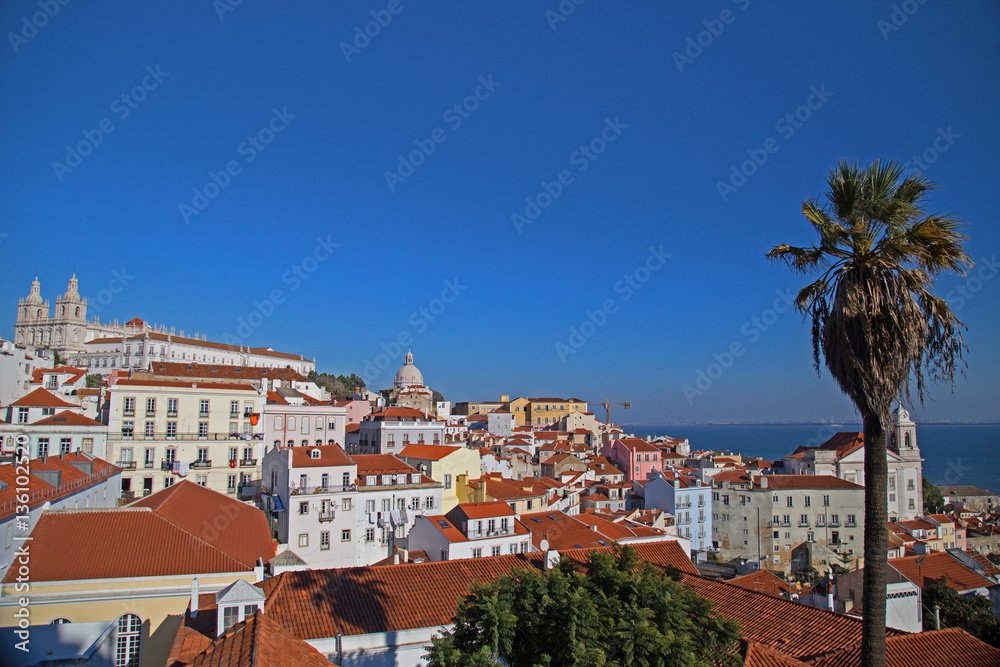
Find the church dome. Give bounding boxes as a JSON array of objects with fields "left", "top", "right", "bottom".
[{"left": 394, "top": 350, "right": 424, "bottom": 388}]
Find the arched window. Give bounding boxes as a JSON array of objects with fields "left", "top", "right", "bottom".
[
  {"left": 904, "top": 433, "right": 911, "bottom": 449},
  {"left": 116, "top": 614, "right": 142, "bottom": 666},
  {"left": 75, "top": 306, "right": 80, "bottom": 316},
  {"left": 61, "top": 306, "right": 65, "bottom": 315}
]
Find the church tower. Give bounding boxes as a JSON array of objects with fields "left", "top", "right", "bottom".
[
  {"left": 53, "top": 273, "right": 88, "bottom": 355},
  {"left": 15, "top": 276, "right": 50, "bottom": 346},
  {"left": 888, "top": 405, "right": 920, "bottom": 462}
]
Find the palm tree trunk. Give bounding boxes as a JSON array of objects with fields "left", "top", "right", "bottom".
[{"left": 861, "top": 412, "right": 889, "bottom": 667}]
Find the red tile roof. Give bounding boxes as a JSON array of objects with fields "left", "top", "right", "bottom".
[
  {"left": 790, "top": 432, "right": 864, "bottom": 460},
  {"left": 353, "top": 454, "right": 420, "bottom": 476},
  {"left": 889, "top": 551, "right": 994, "bottom": 591},
  {"left": 10, "top": 387, "right": 79, "bottom": 408},
  {"left": 741, "top": 641, "right": 812, "bottom": 667},
  {"left": 399, "top": 444, "right": 462, "bottom": 461},
  {"left": 129, "top": 480, "right": 274, "bottom": 569},
  {"left": 147, "top": 361, "right": 308, "bottom": 383},
  {"left": 451, "top": 501, "right": 515, "bottom": 520},
  {"left": 1, "top": 509, "right": 251, "bottom": 583},
  {"left": 0, "top": 453, "right": 119, "bottom": 520},
  {"left": 87, "top": 332, "right": 309, "bottom": 361},
  {"left": 615, "top": 437, "right": 661, "bottom": 453},
  {"left": 30, "top": 410, "right": 103, "bottom": 427},
  {"left": 759, "top": 475, "right": 864, "bottom": 491},
  {"left": 728, "top": 570, "right": 795, "bottom": 598},
  {"left": 289, "top": 445, "right": 355, "bottom": 469},
  {"left": 181, "top": 611, "right": 337, "bottom": 667},
  {"left": 808, "top": 628, "right": 1000, "bottom": 667},
  {"left": 258, "top": 542, "right": 696, "bottom": 639}
]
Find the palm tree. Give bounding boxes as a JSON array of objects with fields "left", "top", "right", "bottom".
[{"left": 767, "top": 159, "right": 971, "bottom": 667}]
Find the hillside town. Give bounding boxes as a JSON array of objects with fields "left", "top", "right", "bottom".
[{"left": 2, "top": 275, "right": 999, "bottom": 666}]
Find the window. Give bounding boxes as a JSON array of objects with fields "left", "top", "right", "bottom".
[
  {"left": 365, "top": 528, "right": 375, "bottom": 541},
  {"left": 145, "top": 421, "right": 155, "bottom": 438},
  {"left": 298, "top": 534, "right": 308, "bottom": 547},
  {"left": 228, "top": 475, "right": 237, "bottom": 492},
  {"left": 82, "top": 437, "right": 93, "bottom": 453},
  {"left": 299, "top": 502, "right": 309, "bottom": 515},
  {"left": 786, "top": 496, "right": 793, "bottom": 507},
  {"left": 343, "top": 498, "right": 352, "bottom": 510},
  {"left": 274, "top": 416, "right": 283, "bottom": 429},
  {"left": 472, "top": 548, "right": 482, "bottom": 558},
  {"left": 341, "top": 529, "right": 351, "bottom": 542},
  {"left": 772, "top": 493, "right": 778, "bottom": 502},
  {"left": 144, "top": 448, "right": 154, "bottom": 467},
  {"left": 123, "top": 397, "right": 135, "bottom": 416},
  {"left": 365, "top": 500, "right": 375, "bottom": 513},
  {"left": 492, "top": 545, "right": 501, "bottom": 556},
  {"left": 196, "top": 475, "right": 207, "bottom": 487},
  {"left": 60, "top": 438, "right": 71, "bottom": 455},
  {"left": 382, "top": 498, "right": 391, "bottom": 512},
  {"left": 804, "top": 496, "right": 811, "bottom": 507},
  {"left": 230, "top": 400, "right": 239, "bottom": 417},
  {"left": 301, "top": 419, "right": 309, "bottom": 434},
  {"left": 37, "top": 437, "right": 49, "bottom": 458},
  {"left": 782, "top": 515, "right": 790, "bottom": 525},
  {"left": 823, "top": 495, "right": 830, "bottom": 506},
  {"left": 800, "top": 514, "right": 809, "bottom": 525},
  {"left": 199, "top": 422, "right": 209, "bottom": 438},
  {"left": 526, "top": 500, "right": 533, "bottom": 510},
  {"left": 908, "top": 499, "right": 915, "bottom": 509},
  {"left": 231, "top": 422, "right": 240, "bottom": 436},
  {"left": 197, "top": 447, "right": 208, "bottom": 462},
  {"left": 122, "top": 421, "right": 134, "bottom": 438},
  {"left": 199, "top": 400, "right": 209, "bottom": 416},
  {"left": 847, "top": 514, "right": 857, "bottom": 525},
  {"left": 288, "top": 417, "right": 296, "bottom": 430},
  {"left": 906, "top": 479, "right": 915, "bottom": 491},
  {"left": 889, "top": 477, "right": 896, "bottom": 490},
  {"left": 320, "top": 532, "right": 330, "bottom": 550},
  {"left": 17, "top": 407, "right": 28, "bottom": 424},
  {"left": 167, "top": 398, "right": 178, "bottom": 416},
  {"left": 831, "top": 514, "right": 840, "bottom": 525},
  {"left": 166, "top": 422, "right": 177, "bottom": 439},
  {"left": 424, "top": 496, "right": 434, "bottom": 510},
  {"left": 115, "top": 614, "right": 142, "bottom": 666}
]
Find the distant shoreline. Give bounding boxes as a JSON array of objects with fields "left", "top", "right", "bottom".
[{"left": 621, "top": 421, "right": 1000, "bottom": 427}]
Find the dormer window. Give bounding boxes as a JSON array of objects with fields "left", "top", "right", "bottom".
[
  {"left": 366, "top": 475, "right": 376, "bottom": 485},
  {"left": 411, "top": 473, "right": 421, "bottom": 483},
  {"left": 382, "top": 475, "right": 393, "bottom": 485},
  {"left": 310, "top": 448, "right": 321, "bottom": 459}
]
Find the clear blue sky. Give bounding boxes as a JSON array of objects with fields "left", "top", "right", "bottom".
[{"left": 2, "top": 1, "right": 998, "bottom": 424}]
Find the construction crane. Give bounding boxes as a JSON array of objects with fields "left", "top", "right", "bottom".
[{"left": 590, "top": 398, "right": 630, "bottom": 425}]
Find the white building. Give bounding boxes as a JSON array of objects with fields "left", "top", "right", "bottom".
[
  {"left": 263, "top": 390, "right": 348, "bottom": 451},
  {"left": 644, "top": 471, "right": 712, "bottom": 556},
  {"left": 262, "top": 444, "right": 358, "bottom": 570},
  {"left": 347, "top": 407, "right": 445, "bottom": 456},
  {"left": 0, "top": 408, "right": 107, "bottom": 461},
  {"left": 408, "top": 501, "right": 531, "bottom": 562},
  {"left": 782, "top": 408, "right": 923, "bottom": 520},
  {"left": 352, "top": 454, "right": 442, "bottom": 566},
  {"left": 0, "top": 339, "right": 54, "bottom": 407},
  {"left": 104, "top": 378, "right": 264, "bottom": 500}
]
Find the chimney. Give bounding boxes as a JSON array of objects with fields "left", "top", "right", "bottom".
[
  {"left": 760, "top": 476, "right": 768, "bottom": 489},
  {"left": 190, "top": 577, "right": 199, "bottom": 618}
]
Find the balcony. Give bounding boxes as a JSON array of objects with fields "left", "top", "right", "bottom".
[
  {"left": 111, "top": 431, "right": 263, "bottom": 442},
  {"left": 161, "top": 461, "right": 175, "bottom": 471},
  {"left": 240, "top": 458, "right": 257, "bottom": 467},
  {"left": 143, "top": 461, "right": 155, "bottom": 469},
  {"left": 829, "top": 519, "right": 841, "bottom": 527},
  {"left": 318, "top": 511, "right": 336, "bottom": 522},
  {"left": 191, "top": 460, "right": 212, "bottom": 469},
  {"left": 167, "top": 409, "right": 178, "bottom": 417},
  {"left": 290, "top": 484, "right": 357, "bottom": 496},
  {"left": 123, "top": 409, "right": 135, "bottom": 417},
  {"left": 846, "top": 521, "right": 857, "bottom": 528},
  {"left": 677, "top": 502, "right": 692, "bottom": 508},
  {"left": 799, "top": 521, "right": 810, "bottom": 528},
  {"left": 116, "top": 461, "right": 137, "bottom": 470},
  {"left": 145, "top": 410, "right": 156, "bottom": 417},
  {"left": 816, "top": 518, "right": 826, "bottom": 527}
]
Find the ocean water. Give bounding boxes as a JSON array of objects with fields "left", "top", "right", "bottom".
[{"left": 624, "top": 423, "right": 1000, "bottom": 495}]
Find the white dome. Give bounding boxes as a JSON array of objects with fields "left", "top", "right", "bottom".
[{"left": 394, "top": 350, "right": 424, "bottom": 388}]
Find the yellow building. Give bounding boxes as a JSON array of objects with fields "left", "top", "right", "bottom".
[
  {"left": 0, "top": 481, "right": 273, "bottom": 667},
  {"left": 399, "top": 444, "right": 482, "bottom": 512},
  {"left": 525, "top": 397, "right": 587, "bottom": 426}
]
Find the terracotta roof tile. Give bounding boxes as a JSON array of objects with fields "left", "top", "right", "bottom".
[
  {"left": 808, "top": 628, "right": 1000, "bottom": 667},
  {"left": 288, "top": 445, "right": 355, "bottom": 469},
  {"left": 728, "top": 570, "right": 795, "bottom": 598},
  {"left": 741, "top": 641, "right": 812, "bottom": 667},
  {"left": 114, "top": 379, "right": 258, "bottom": 392},
  {"left": 30, "top": 410, "right": 103, "bottom": 427},
  {"left": 182, "top": 611, "right": 337, "bottom": 667},
  {"left": 10, "top": 387, "right": 79, "bottom": 408},
  {"left": 759, "top": 475, "right": 864, "bottom": 491},
  {"left": 399, "top": 444, "right": 462, "bottom": 461},
  {"left": 148, "top": 361, "right": 308, "bottom": 383},
  {"left": 889, "top": 551, "right": 994, "bottom": 591}
]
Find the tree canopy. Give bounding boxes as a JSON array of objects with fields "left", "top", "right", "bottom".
[
  {"left": 923, "top": 477, "right": 945, "bottom": 514},
  {"left": 425, "top": 546, "right": 742, "bottom": 667},
  {"left": 307, "top": 371, "right": 365, "bottom": 399},
  {"left": 923, "top": 577, "right": 1000, "bottom": 648}
]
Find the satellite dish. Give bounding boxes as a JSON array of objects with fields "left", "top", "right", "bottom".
[{"left": 539, "top": 539, "right": 549, "bottom": 552}]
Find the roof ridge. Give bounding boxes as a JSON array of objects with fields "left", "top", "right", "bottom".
[{"left": 152, "top": 511, "right": 251, "bottom": 570}]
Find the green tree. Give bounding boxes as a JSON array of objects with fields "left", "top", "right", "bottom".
[
  {"left": 924, "top": 477, "right": 945, "bottom": 513},
  {"left": 85, "top": 374, "right": 104, "bottom": 389},
  {"left": 425, "top": 546, "right": 742, "bottom": 667},
  {"left": 767, "top": 160, "right": 971, "bottom": 667},
  {"left": 923, "top": 577, "right": 1000, "bottom": 647}
]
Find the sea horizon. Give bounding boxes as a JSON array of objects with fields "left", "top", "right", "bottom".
[{"left": 618, "top": 422, "right": 1000, "bottom": 496}]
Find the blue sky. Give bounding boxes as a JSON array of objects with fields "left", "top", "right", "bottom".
[{"left": 2, "top": 1, "right": 998, "bottom": 424}]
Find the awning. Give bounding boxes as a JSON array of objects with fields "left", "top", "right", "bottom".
[{"left": 270, "top": 494, "right": 285, "bottom": 512}]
